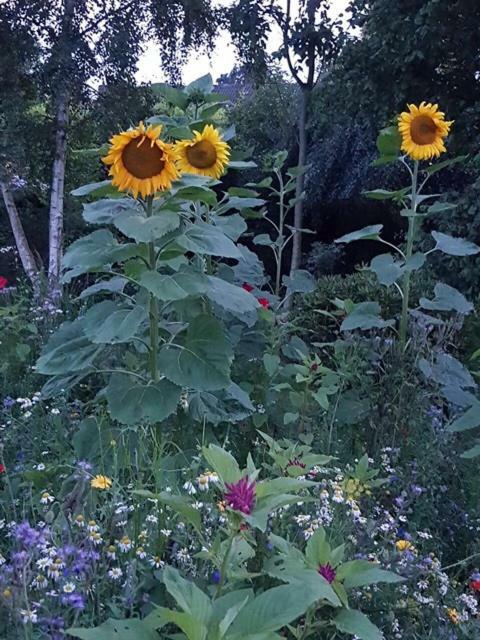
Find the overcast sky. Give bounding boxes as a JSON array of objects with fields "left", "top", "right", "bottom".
[{"left": 136, "top": 0, "right": 350, "bottom": 85}]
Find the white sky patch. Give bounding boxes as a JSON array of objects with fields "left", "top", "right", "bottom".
[{"left": 136, "top": 0, "right": 350, "bottom": 85}]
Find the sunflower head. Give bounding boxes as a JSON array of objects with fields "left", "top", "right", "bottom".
[
  {"left": 102, "top": 122, "right": 179, "bottom": 199},
  {"left": 175, "top": 124, "right": 230, "bottom": 179},
  {"left": 398, "top": 102, "right": 453, "bottom": 161}
]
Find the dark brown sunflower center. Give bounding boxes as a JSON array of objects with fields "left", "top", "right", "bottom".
[
  {"left": 122, "top": 136, "right": 165, "bottom": 179},
  {"left": 410, "top": 115, "right": 438, "bottom": 145},
  {"left": 186, "top": 140, "right": 217, "bottom": 169}
]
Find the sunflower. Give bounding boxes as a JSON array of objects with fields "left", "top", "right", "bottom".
[
  {"left": 102, "top": 122, "right": 179, "bottom": 198},
  {"left": 398, "top": 102, "right": 453, "bottom": 161},
  {"left": 175, "top": 124, "right": 230, "bottom": 179}
]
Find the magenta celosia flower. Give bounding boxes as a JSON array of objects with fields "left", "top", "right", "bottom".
[
  {"left": 318, "top": 563, "right": 336, "bottom": 583},
  {"left": 224, "top": 477, "right": 256, "bottom": 515}
]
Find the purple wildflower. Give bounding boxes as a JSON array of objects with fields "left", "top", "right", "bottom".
[
  {"left": 318, "top": 563, "right": 336, "bottom": 584},
  {"left": 224, "top": 477, "right": 256, "bottom": 515},
  {"left": 3, "top": 396, "right": 15, "bottom": 410},
  {"left": 14, "top": 522, "right": 44, "bottom": 548},
  {"left": 61, "top": 593, "right": 85, "bottom": 610}
]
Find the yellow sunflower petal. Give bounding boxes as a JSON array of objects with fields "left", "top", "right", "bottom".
[
  {"left": 397, "top": 102, "right": 453, "bottom": 162},
  {"left": 102, "top": 122, "right": 178, "bottom": 198},
  {"left": 174, "top": 125, "right": 230, "bottom": 179}
]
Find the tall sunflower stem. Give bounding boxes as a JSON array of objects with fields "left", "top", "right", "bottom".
[
  {"left": 399, "top": 160, "right": 419, "bottom": 353},
  {"left": 146, "top": 196, "right": 159, "bottom": 381}
]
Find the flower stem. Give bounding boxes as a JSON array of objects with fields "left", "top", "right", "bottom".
[
  {"left": 399, "top": 160, "right": 419, "bottom": 353},
  {"left": 215, "top": 532, "right": 235, "bottom": 599},
  {"left": 146, "top": 196, "right": 159, "bottom": 381}
]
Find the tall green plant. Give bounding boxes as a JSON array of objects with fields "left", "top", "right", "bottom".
[
  {"left": 35, "top": 77, "right": 266, "bottom": 428},
  {"left": 335, "top": 113, "right": 479, "bottom": 350}
]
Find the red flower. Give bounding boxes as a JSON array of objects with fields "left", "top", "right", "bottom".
[
  {"left": 224, "top": 477, "right": 256, "bottom": 515},
  {"left": 0, "top": 463, "right": 5, "bottom": 474},
  {"left": 242, "top": 283, "right": 254, "bottom": 292},
  {"left": 470, "top": 580, "right": 480, "bottom": 591},
  {"left": 257, "top": 297, "right": 270, "bottom": 309},
  {"left": 0, "top": 276, "right": 8, "bottom": 290}
]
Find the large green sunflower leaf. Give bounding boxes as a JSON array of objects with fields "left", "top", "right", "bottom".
[
  {"left": 105, "top": 373, "right": 181, "bottom": 425},
  {"left": 158, "top": 314, "right": 233, "bottom": 391}
]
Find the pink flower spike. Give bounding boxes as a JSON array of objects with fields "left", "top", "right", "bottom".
[
  {"left": 224, "top": 477, "right": 256, "bottom": 515},
  {"left": 318, "top": 563, "right": 336, "bottom": 584}
]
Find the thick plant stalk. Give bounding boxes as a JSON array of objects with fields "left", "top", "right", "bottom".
[
  {"left": 399, "top": 160, "right": 419, "bottom": 352},
  {"left": 289, "top": 87, "right": 308, "bottom": 276},
  {"left": 0, "top": 178, "right": 40, "bottom": 296},
  {"left": 146, "top": 197, "right": 159, "bottom": 381}
]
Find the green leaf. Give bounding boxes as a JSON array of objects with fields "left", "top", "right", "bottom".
[
  {"left": 155, "top": 608, "right": 207, "bottom": 640},
  {"left": 425, "top": 155, "right": 468, "bottom": 175},
  {"left": 376, "top": 125, "right": 401, "bottom": 157},
  {"left": 82, "top": 302, "right": 147, "bottom": 344},
  {"left": 151, "top": 82, "right": 189, "bottom": 109},
  {"left": 228, "top": 584, "right": 320, "bottom": 637},
  {"left": 363, "top": 188, "right": 409, "bottom": 201},
  {"left": 114, "top": 210, "right": 180, "bottom": 243},
  {"left": 105, "top": 373, "right": 181, "bottom": 425},
  {"left": 36, "top": 320, "right": 102, "bottom": 375},
  {"left": 253, "top": 234, "right": 275, "bottom": 247},
  {"left": 174, "top": 184, "right": 218, "bottom": 206},
  {"left": 202, "top": 444, "right": 242, "bottom": 484},
  {"left": 178, "top": 221, "right": 241, "bottom": 258},
  {"left": 431, "top": 231, "right": 480, "bottom": 256},
  {"left": 79, "top": 276, "right": 126, "bottom": 299},
  {"left": 140, "top": 269, "right": 209, "bottom": 301},
  {"left": 369, "top": 253, "right": 403, "bottom": 286},
  {"left": 83, "top": 198, "right": 138, "bottom": 225},
  {"left": 282, "top": 269, "right": 315, "bottom": 294},
  {"left": 341, "top": 302, "right": 393, "bottom": 331},
  {"left": 163, "top": 565, "right": 212, "bottom": 622},
  {"left": 67, "top": 618, "right": 157, "bottom": 640},
  {"left": 336, "top": 560, "right": 404, "bottom": 588},
  {"left": 61, "top": 229, "right": 139, "bottom": 282},
  {"left": 264, "top": 565, "right": 340, "bottom": 608},
  {"left": 333, "top": 609, "right": 384, "bottom": 640},
  {"left": 158, "top": 314, "right": 233, "bottom": 391},
  {"left": 305, "top": 527, "right": 330, "bottom": 566},
  {"left": 228, "top": 160, "right": 257, "bottom": 169},
  {"left": 335, "top": 225, "right": 383, "bottom": 244},
  {"left": 71, "top": 180, "right": 120, "bottom": 198},
  {"left": 213, "top": 213, "right": 247, "bottom": 241},
  {"left": 448, "top": 402, "right": 480, "bottom": 432},
  {"left": 256, "top": 477, "right": 315, "bottom": 499},
  {"left": 188, "top": 384, "right": 255, "bottom": 425},
  {"left": 222, "top": 196, "right": 265, "bottom": 211},
  {"left": 404, "top": 252, "right": 426, "bottom": 272},
  {"left": 420, "top": 283, "right": 473, "bottom": 314},
  {"left": 427, "top": 202, "right": 457, "bottom": 214},
  {"left": 460, "top": 442, "right": 480, "bottom": 459},
  {"left": 185, "top": 73, "right": 214, "bottom": 94},
  {"left": 206, "top": 276, "right": 259, "bottom": 316}
]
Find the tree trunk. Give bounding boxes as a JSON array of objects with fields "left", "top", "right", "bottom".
[
  {"left": 47, "top": 86, "right": 69, "bottom": 304},
  {"left": 289, "top": 86, "right": 308, "bottom": 275},
  {"left": 1, "top": 178, "right": 41, "bottom": 296},
  {"left": 46, "top": 0, "right": 75, "bottom": 304}
]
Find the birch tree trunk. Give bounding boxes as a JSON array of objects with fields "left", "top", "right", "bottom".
[
  {"left": 46, "top": 0, "right": 75, "bottom": 304},
  {"left": 1, "top": 178, "right": 40, "bottom": 296},
  {"left": 47, "top": 86, "right": 69, "bottom": 303}
]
